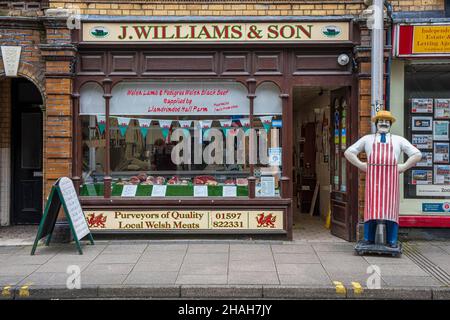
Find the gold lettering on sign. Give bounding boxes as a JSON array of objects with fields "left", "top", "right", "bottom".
[{"left": 84, "top": 210, "right": 284, "bottom": 231}]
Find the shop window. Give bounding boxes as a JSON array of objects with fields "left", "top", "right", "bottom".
[
  {"left": 404, "top": 64, "right": 450, "bottom": 199},
  {"left": 80, "top": 82, "right": 105, "bottom": 196},
  {"left": 254, "top": 82, "right": 283, "bottom": 197},
  {"left": 79, "top": 81, "right": 282, "bottom": 198}
]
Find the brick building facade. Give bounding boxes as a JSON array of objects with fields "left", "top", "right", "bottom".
[{"left": 0, "top": 0, "right": 447, "bottom": 239}]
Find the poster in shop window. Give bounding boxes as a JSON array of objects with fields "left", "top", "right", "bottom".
[
  {"left": 417, "top": 152, "right": 433, "bottom": 167},
  {"left": 411, "top": 169, "right": 433, "bottom": 185},
  {"left": 412, "top": 116, "right": 433, "bottom": 131},
  {"left": 434, "top": 142, "right": 450, "bottom": 163},
  {"left": 435, "top": 99, "right": 450, "bottom": 119},
  {"left": 411, "top": 98, "right": 433, "bottom": 113},
  {"left": 433, "top": 121, "right": 449, "bottom": 141},
  {"left": 412, "top": 134, "right": 433, "bottom": 149},
  {"left": 434, "top": 165, "right": 450, "bottom": 185}
]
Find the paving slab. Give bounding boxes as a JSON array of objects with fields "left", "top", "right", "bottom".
[
  {"left": 183, "top": 253, "right": 228, "bottom": 264},
  {"left": 0, "top": 264, "right": 41, "bottom": 276},
  {"left": 274, "top": 253, "right": 319, "bottom": 264},
  {"left": 229, "top": 252, "right": 273, "bottom": 261},
  {"left": 124, "top": 272, "right": 178, "bottom": 285},
  {"left": 375, "top": 264, "right": 430, "bottom": 277},
  {"left": 363, "top": 255, "right": 415, "bottom": 265},
  {"left": 176, "top": 275, "right": 228, "bottom": 285},
  {"left": 278, "top": 270, "right": 332, "bottom": 286},
  {"left": 271, "top": 244, "right": 315, "bottom": 254},
  {"left": 19, "top": 272, "right": 69, "bottom": 286},
  {"left": 187, "top": 244, "right": 229, "bottom": 253},
  {"left": 144, "top": 244, "right": 188, "bottom": 252},
  {"left": 83, "top": 263, "right": 135, "bottom": 275},
  {"left": 228, "top": 272, "right": 279, "bottom": 285},
  {"left": 179, "top": 263, "right": 227, "bottom": 275},
  {"left": 92, "top": 253, "right": 141, "bottom": 264},
  {"left": 229, "top": 260, "right": 276, "bottom": 272},
  {"left": 133, "top": 261, "right": 183, "bottom": 272},
  {"left": 312, "top": 243, "right": 355, "bottom": 253},
  {"left": 80, "top": 273, "right": 128, "bottom": 285},
  {"left": 35, "top": 261, "right": 91, "bottom": 273},
  {"left": 139, "top": 253, "right": 185, "bottom": 263},
  {"left": 181, "top": 285, "right": 262, "bottom": 298},
  {"left": 5, "top": 254, "right": 54, "bottom": 265},
  {"left": 101, "top": 244, "right": 148, "bottom": 254}
]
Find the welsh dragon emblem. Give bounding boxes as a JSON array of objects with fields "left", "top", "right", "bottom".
[
  {"left": 256, "top": 213, "right": 276, "bottom": 228},
  {"left": 86, "top": 213, "right": 107, "bottom": 228}
]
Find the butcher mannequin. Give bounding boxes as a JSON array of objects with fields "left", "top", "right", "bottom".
[{"left": 344, "top": 110, "right": 421, "bottom": 248}]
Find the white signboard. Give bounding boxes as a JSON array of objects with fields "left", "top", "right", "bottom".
[
  {"left": 58, "top": 177, "right": 90, "bottom": 240},
  {"left": 151, "top": 185, "right": 167, "bottom": 197},
  {"left": 121, "top": 184, "right": 138, "bottom": 197},
  {"left": 1, "top": 46, "right": 21, "bottom": 77},
  {"left": 194, "top": 185, "right": 208, "bottom": 197},
  {"left": 110, "top": 82, "right": 249, "bottom": 116},
  {"left": 222, "top": 185, "right": 237, "bottom": 197},
  {"left": 416, "top": 185, "right": 450, "bottom": 197}
]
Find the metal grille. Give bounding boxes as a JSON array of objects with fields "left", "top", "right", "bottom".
[{"left": 403, "top": 242, "right": 450, "bottom": 287}]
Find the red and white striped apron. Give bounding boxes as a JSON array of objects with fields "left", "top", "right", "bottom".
[{"left": 364, "top": 134, "right": 399, "bottom": 223}]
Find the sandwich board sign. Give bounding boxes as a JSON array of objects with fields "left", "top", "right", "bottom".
[{"left": 31, "top": 177, "right": 94, "bottom": 255}]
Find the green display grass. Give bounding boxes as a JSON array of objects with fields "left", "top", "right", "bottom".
[{"left": 81, "top": 183, "right": 248, "bottom": 197}]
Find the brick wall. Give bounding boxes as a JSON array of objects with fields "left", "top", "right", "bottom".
[{"left": 49, "top": 0, "right": 445, "bottom": 16}]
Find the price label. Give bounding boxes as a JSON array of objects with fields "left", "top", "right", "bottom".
[
  {"left": 151, "top": 185, "right": 167, "bottom": 197},
  {"left": 222, "top": 186, "right": 237, "bottom": 197},
  {"left": 194, "top": 185, "right": 208, "bottom": 197},
  {"left": 121, "top": 185, "right": 137, "bottom": 197}
]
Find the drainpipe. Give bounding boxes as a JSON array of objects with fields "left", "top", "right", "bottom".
[
  {"left": 384, "top": 0, "right": 393, "bottom": 111},
  {"left": 371, "top": 0, "right": 385, "bottom": 133}
]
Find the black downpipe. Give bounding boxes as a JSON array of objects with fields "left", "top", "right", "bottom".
[{"left": 384, "top": 1, "right": 393, "bottom": 111}]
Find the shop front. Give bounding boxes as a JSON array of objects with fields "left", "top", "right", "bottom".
[
  {"left": 393, "top": 22, "right": 450, "bottom": 227},
  {"left": 73, "top": 18, "right": 359, "bottom": 239}
]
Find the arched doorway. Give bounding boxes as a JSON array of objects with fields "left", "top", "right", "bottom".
[{"left": 11, "top": 78, "right": 43, "bottom": 224}]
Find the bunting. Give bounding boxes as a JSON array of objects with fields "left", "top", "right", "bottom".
[
  {"left": 117, "top": 117, "right": 131, "bottom": 136},
  {"left": 158, "top": 120, "right": 172, "bottom": 140},
  {"left": 97, "top": 115, "right": 106, "bottom": 135},
  {"left": 259, "top": 116, "right": 273, "bottom": 132},
  {"left": 138, "top": 119, "right": 152, "bottom": 138}
]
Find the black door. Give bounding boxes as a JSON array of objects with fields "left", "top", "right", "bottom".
[{"left": 12, "top": 79, "right": 43, "bottom": 224}]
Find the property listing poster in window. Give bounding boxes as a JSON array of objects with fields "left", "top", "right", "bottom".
[
  {"left": 433, "top": 120, "right": 449, "bottom": 141},
  {"left": 411, "top": 169, "right": 433, "bottom": 185},
  {"left": 435, "top": 99, "right": 450, "bottom": 119},
  {"left": 434, "top": 165, "right": 450, "bottom": 185},
  {"left": 412, "top": 134, "right": 433, "bottom": 149},
  {"left": 434, "top": 142, "right": 450, "bottom": 163},
  {"left": 412, "top": 116, "right": 433, "bottom": 131},
  {"left": 411, "top": 98, "right": 433, "bottom": 113}
]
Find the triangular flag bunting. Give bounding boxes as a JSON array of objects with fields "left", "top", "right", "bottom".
[
  {"left": 117, "top": 117, "right": 131, "bottom": 137},
  {"left": 138, "top": 119, "right": 152, "bottom": 138},
  {"left": 97, "top": 115, "right": 106, "bottom": 134},
  {"left": 239, "top": 118, "right": 250, "bottom": 133},
  {"left": 259, "top": 116, "right": 273, "bottom": 132},
  {"left": 200, "top": 120, "right": 213, "bottom": 139},
  {"left": 219, "top": 119, "right": 233, "bottom": 136},
  {"left": 158, "top": 120, "right": 172, "bottom": 140}
]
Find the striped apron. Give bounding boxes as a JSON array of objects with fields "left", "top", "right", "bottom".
[{"left": 364, "top": 134, "right": 399, "bottom": 223}]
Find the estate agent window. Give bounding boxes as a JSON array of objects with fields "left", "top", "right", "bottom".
[{"left": 404, "top": 64, "right": 450, "bottom": 199}]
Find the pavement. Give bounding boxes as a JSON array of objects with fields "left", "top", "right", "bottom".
[
  {"left": 1, "top": 239, "right": 450, "bottom": 300},
  {"left": 0, "top": 216, "right": 450, "bottom": 300}
]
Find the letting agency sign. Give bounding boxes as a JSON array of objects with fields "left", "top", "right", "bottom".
[{"left": 82, "top": 22, "right": 350, "bottom": 42}]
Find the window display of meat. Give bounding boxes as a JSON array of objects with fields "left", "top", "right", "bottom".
[
  {"left": 137, "top": 172, "right": 147, "bottom": 182},
  {"left": 224, "top": 179, "right": 235, "bottom": 185},
  {"left": 127, "top": 176, "right": 141, "bottom": 185},
  {"left": 155, "top": 176, "right": 166, "bottom": 185},
  {"left": 193, "top": 175, "right": 216, "bottom": 185},
  {"left": 167, "top": 176, "right": 180, "bottom": 185},
  {"left": 236, "top": 178, "right": 248, "bottom": 186}
]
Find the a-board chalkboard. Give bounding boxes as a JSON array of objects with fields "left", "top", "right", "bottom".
[{"left": 31, "top": 177, "right": 94, "bottom": 255}]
